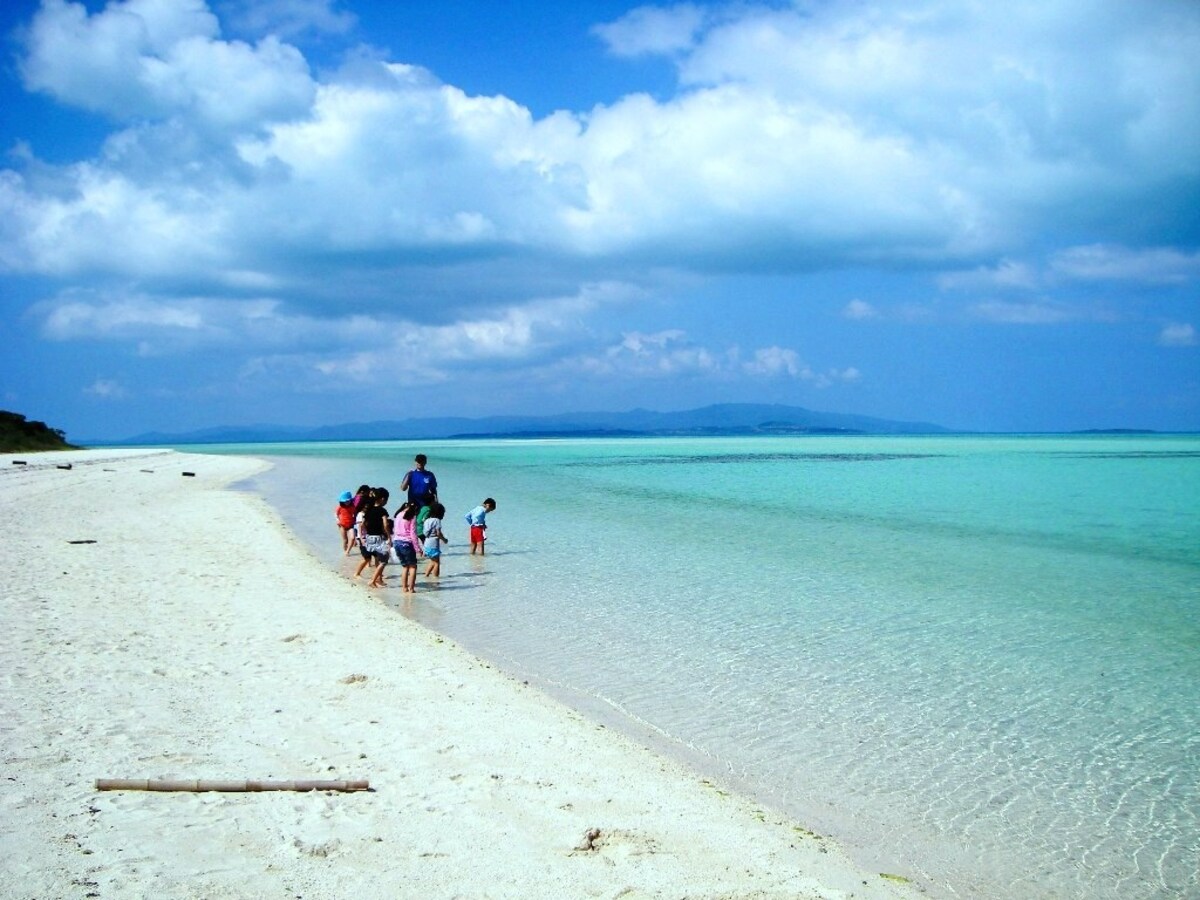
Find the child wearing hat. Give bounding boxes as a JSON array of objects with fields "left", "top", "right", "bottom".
[{"left": 335, "top": 490, "right": 356, "bottom": 554}]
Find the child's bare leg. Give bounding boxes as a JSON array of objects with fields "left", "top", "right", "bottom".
[
  {"left": 353, "top": 557, "right": 369, "bottom": 580},
  {"left": 369, "top": 562, "right": 388, "bottom": 587}
]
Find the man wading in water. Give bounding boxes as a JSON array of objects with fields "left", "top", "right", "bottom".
[{"left": 400, "top": 454, "right": 437, "bottom": 508}]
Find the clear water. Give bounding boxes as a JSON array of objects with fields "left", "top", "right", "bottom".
[{"left": 206, "top": 435, "right": 1199, "bottom": 899}]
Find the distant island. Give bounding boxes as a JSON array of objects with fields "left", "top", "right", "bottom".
[
  {"left": 96, "top": 403, "right": 950, "bottom": 446},
  {"left": 1, "top": 410, "right": 79, "bottom": 452}
]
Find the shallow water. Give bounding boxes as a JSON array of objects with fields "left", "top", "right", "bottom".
[{"left": 210, "top": 434, "right": 1199, "bottom": 899}]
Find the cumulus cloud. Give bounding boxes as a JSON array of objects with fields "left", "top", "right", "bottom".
[
  {"left": 593, "top": 4, "right": 707, "bottom": 58},
  {"left": 572, "top": 331, "right": 854, "bottom": 388},
  {"left": 583, "top": 329, "right": 725, "bottom": 377},
  {"left": 1159, "top": 322, "right": 1197, "bottom": 347},
  {"left": 2, "top": 0, "right": 1199, "bottom": 419},
  {"left": 741, "top": 346, "right": 859, "bottom": 386},
  {"left": 32, "top": 282, "right": 618, "bottom": 387},
  {"left": 744, "top": 345, "right": 801, "bottom": 376},
  {"left": 19, "top": 0, "right": 315, "bottom": 128},
  {"left": 6, "top": 0, "right": 1197, "bottom": 301}
]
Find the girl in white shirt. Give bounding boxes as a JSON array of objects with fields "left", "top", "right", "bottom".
[{"left": 422, "top": 502, "right": 449, "bottom": 578}]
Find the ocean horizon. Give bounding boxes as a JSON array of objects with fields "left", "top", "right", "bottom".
[{"left": 195, "top": 433, "right": 1197, "bottom": 899}]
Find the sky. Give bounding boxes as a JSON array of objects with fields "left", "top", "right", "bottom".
[{"left": 1, "top": 0, "right": 1198, "bottom": 441}]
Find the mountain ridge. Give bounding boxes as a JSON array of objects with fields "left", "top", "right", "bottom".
[{"left": 95, "top": 403, "right": 949, "bottom": 445}]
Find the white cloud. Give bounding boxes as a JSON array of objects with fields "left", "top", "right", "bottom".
[
  {"left": 43, "top": 295, "right": 208, "bottom": 337},
  {"left": 938, "top": 243, "right": 1200, "bottom": 296},
  {"left": 1050, "top": 244, "right": 1200, "bottom": 285},
  {"left": 674, "top": 0, "right": 1200, "bottom": 233},
  {"left": 744, "top": 345, "right": 800, "bottom": 376},
  {"left": 571, "top": 331, "right": 855, "bottom": 388},
  {"left": 938, "top": 260, "right": 1040, "bottom": 292},
  {"left": 593, "top": 4, "right": 707, "bottom": 58},
  {"left": 218, "top": 0, "right": 356, "bottom": 39},
  {"left": 971, "top": 300, "right": 1082, "bottom": 324},
  {"left": 31, "top": 282, "right": 623, "bottom": 389},
  {"left": 2, "top": 0, "right": 1198, "bottom": 398},
  {"left": 19, "top": 0, "right": 314, "bottom": 128},
  {"left": 7, "top": 0, "right": 1195, "bottom": 300},
  {"left": 1159, "top": 322, "right": 1197, "bottom": 347},
  {"left": 84, "top": 378, "right": 126, "bottom": 398},
  {"left": 742, "top": 347, "right": 861, "bottom": 387},
  {"left": 843, "top": 299, "right": 879, "bottom": 320},
  {"left": 588, "top": 329, "right": 724, "bottom": 377},
  {"left": 1, "top": 165, "right": 227, "bottom": 278}
]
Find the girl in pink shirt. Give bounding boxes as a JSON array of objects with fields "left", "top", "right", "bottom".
[{"left": 391, "top": 502, "right": 423, "bottom": 593}]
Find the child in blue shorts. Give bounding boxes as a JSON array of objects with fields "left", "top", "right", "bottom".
[
  {"left": 391, "top": 501, "right": 422, "bottom": 593},
  {"left": 422, "top": 502, "right": 448, "bottom": 578}
]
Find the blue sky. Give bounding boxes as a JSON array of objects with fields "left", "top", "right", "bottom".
[{"left": 1, "top": 0, "right": 1198, "bottom": 440}]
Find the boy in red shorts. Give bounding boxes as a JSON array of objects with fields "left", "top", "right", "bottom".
[{"left": 464, "top": 498, "right": 496, "bottom": 555}]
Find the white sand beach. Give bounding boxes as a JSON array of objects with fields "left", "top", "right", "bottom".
[{"left": 0, "top": 449, "right": 923, "bottom": 899}]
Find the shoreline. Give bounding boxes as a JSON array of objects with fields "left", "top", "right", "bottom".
[{"left": 1, "top": 448, "right": 924, "bottom": 898}]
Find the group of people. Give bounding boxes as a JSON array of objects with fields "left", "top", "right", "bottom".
[{"left": 334, "top": 453, "right": 497, "bottom": 592}]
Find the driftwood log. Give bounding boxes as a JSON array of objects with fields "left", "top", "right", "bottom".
[{"left": 95, "top": 778, "right": 369, "bottom": 793}]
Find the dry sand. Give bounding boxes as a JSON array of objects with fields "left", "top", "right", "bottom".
[{"left": 0, "top": 449, "right": 924, "bottom": 899}]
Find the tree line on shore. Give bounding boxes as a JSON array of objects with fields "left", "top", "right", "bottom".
[{"left": 0, "top": 410, "right": 78, "bottom": 452}]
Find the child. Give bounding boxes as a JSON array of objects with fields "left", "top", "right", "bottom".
[
  {"left": 464, "top": 498, "right": 496, "bottom": 555},
  {"left": 353, "top": 488, "right": 392, "bottom": 587},
  {"left": 350, "top": 484, "right": 373, "bottom": 555},
  {"left": 391, "top": 501, "right": 423, "bottom": 593},
  {"left": 422, "top": 502, "right": 448, "bottom": 578},
  {"left": 335, "top": 490, "right": 356, "bottom": 554},
  {"left": 415, "top": 499, "right": 433, "bottom": 550}
]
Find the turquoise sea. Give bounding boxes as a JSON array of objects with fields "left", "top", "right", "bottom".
[{"left": 206, "top": 435, "right": 1197, "bottom": 898}]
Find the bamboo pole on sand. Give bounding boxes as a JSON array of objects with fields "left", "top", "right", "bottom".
[{"left": 96, "top": 778, "right": 369, "bottom": 793}]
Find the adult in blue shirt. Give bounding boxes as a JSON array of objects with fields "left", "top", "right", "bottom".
[{"left": 400, "top": 454, "right": 438, "bottom": 507}]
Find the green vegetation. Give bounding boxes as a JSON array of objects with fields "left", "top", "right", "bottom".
[{"left": 0, "top": 410, "right": 79, "bottom": 452}]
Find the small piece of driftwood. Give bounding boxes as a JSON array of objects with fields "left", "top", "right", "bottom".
[
  {"left": 95, "top": 778, "right": 369, "bottom": 793},
  {"left": 57, "top": 464, "right": 73, "bottom": 470}
]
